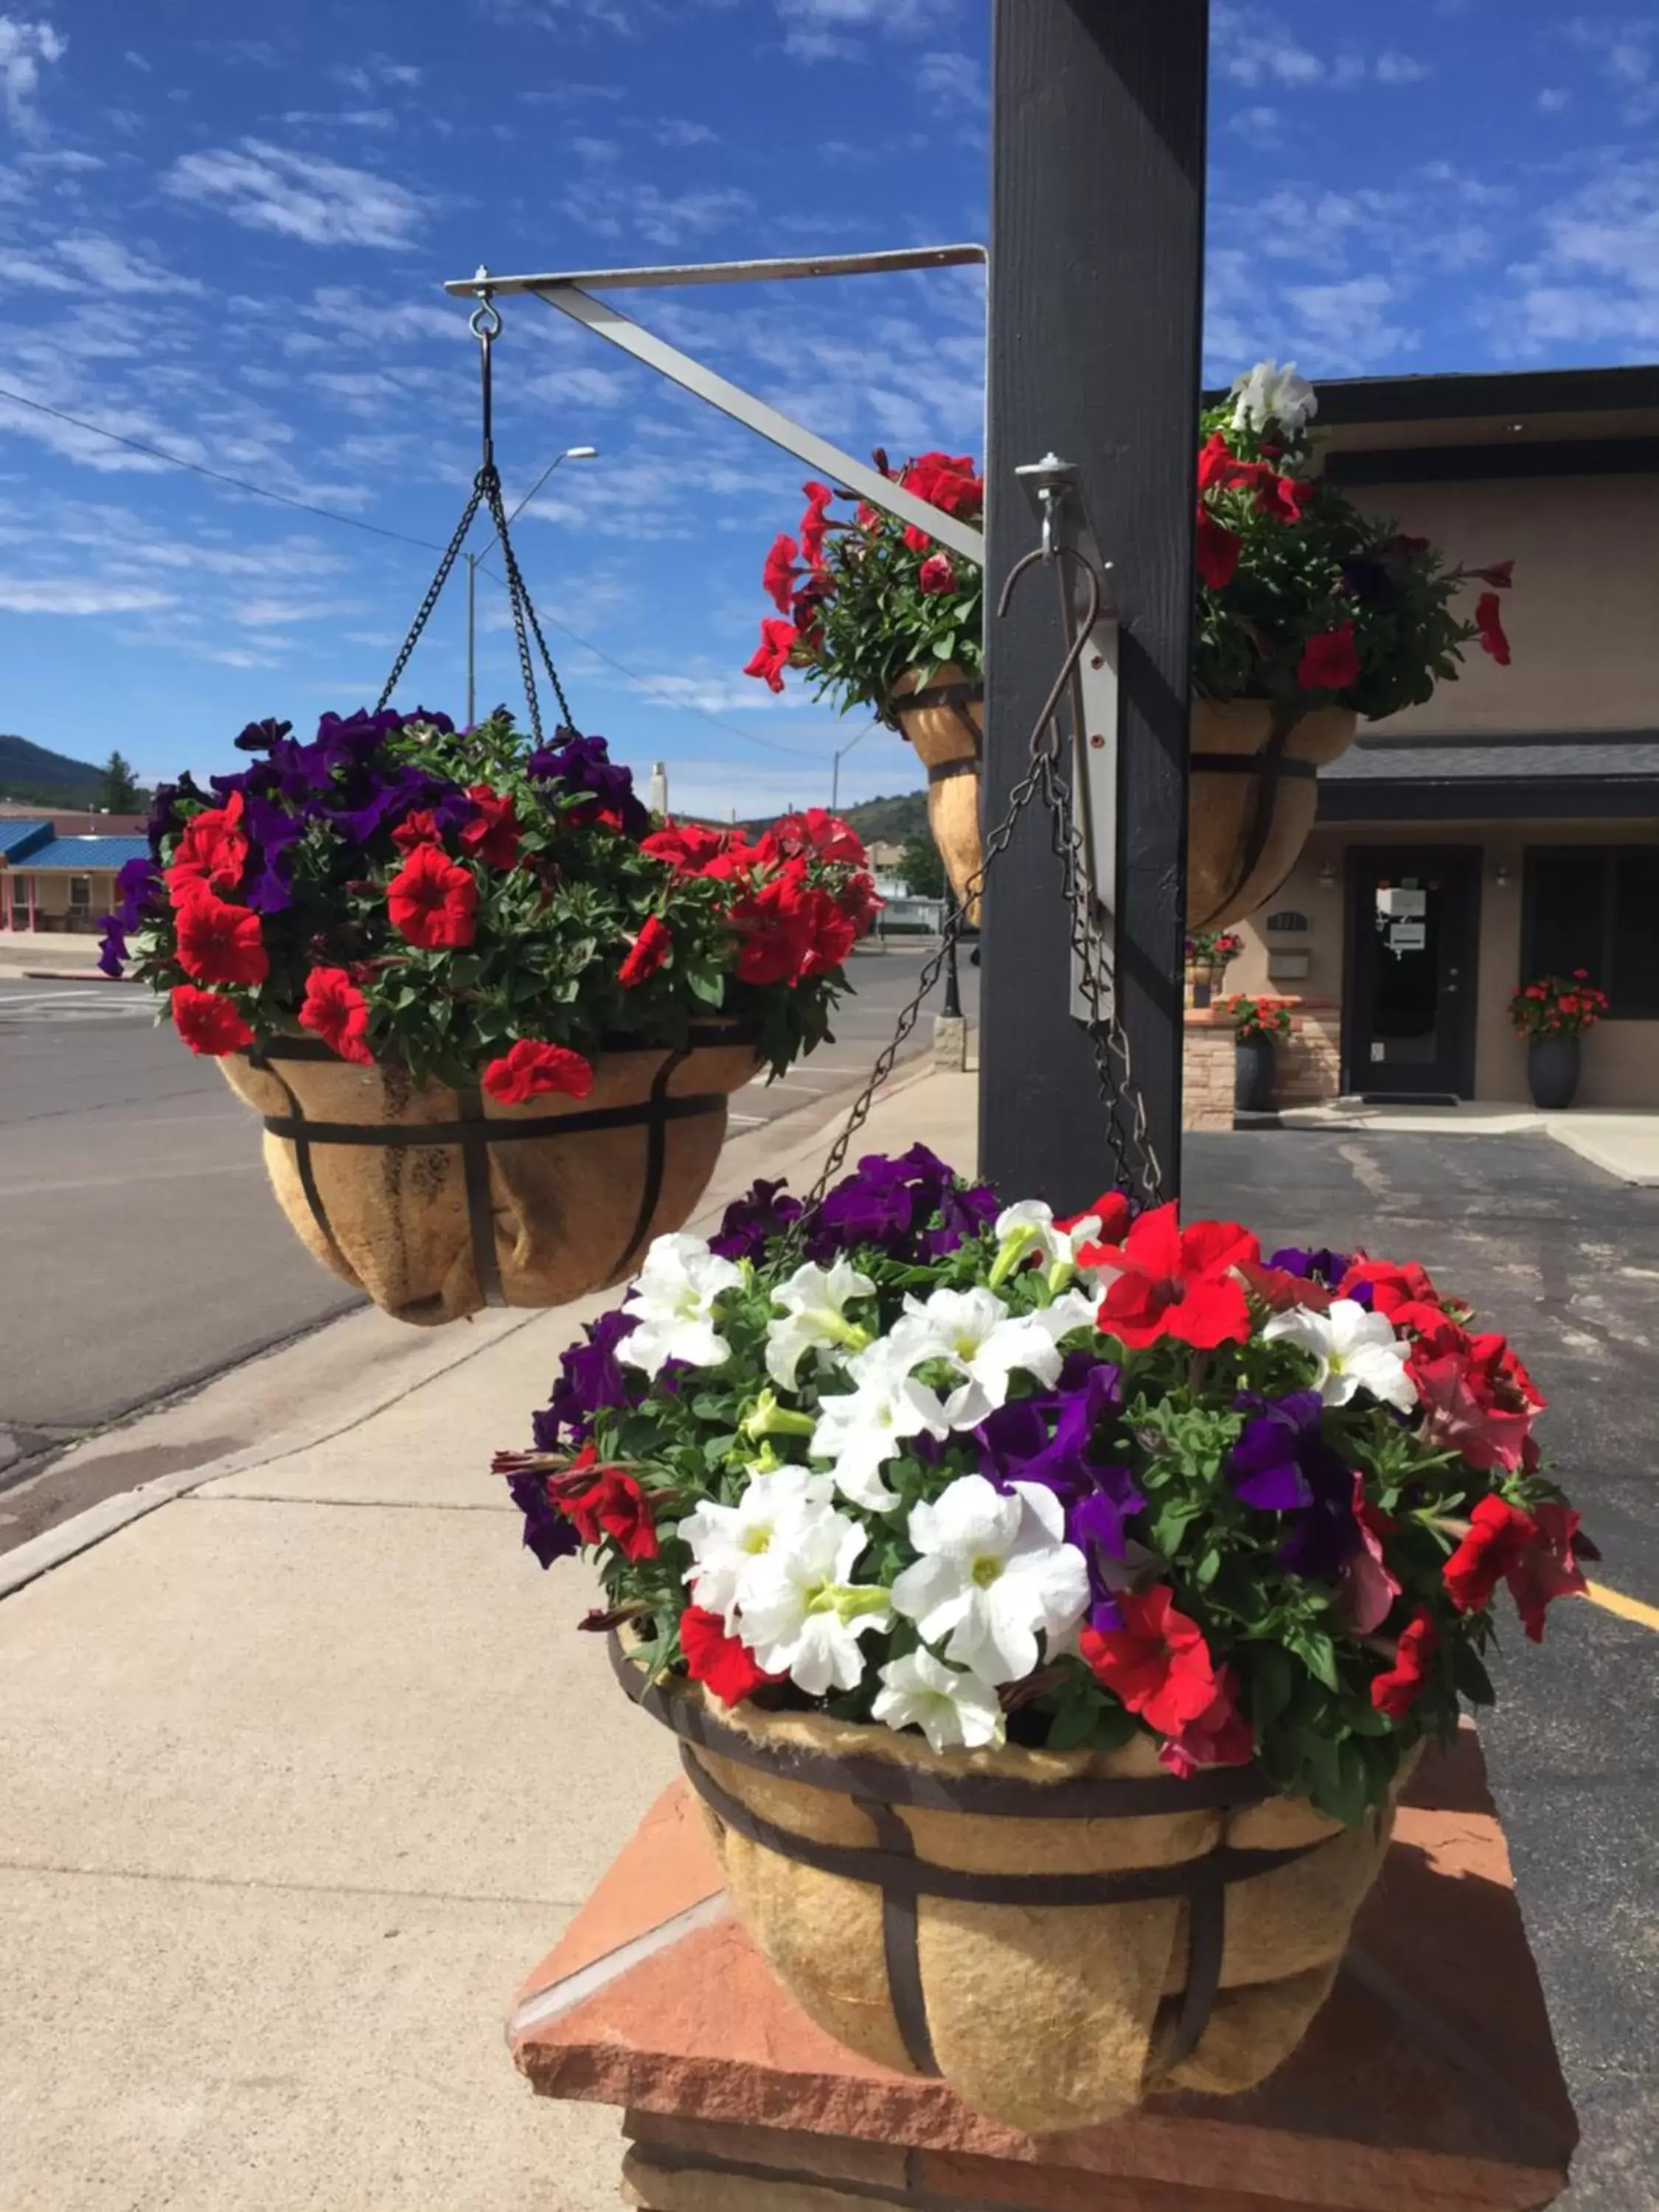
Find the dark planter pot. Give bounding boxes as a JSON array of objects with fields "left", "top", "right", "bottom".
[
  {"left": 1527, "top": 1033, "right": 1581, "bottom": 1110},
  {"left": 1235, "top": 1035, "right": 1276, "bottom": 1113}
]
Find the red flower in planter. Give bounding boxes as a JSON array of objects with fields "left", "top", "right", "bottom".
[
  {"left": 460, "top": 784, "right": 522, "bottom": 869},
  {"left": 1079, "top": 1585, "right": 1228, "bottom": 1738},
  {"left": 386, "top": 844, "right": 478, "bottom": 950},
  {"left": 743, "top": 616, "right": 797, "bottom": 693},
  {"left": 618, "top": 914, "right": 672, "bottom": 988},
  {"left": 773, "top": 808, "right": 866, "bottom": 865},
  {"left": 641, "top": 821, "right": 730, "bottom": 874},
  {"left": 1409, "top": 1347, "right": 1535, "bottom": 1473},
  {"left": 1157, "top": 1669, "right": 1254, "bottom": 1776},
  {"left": 681, "top": 1605, "right": 785, "bottom": 1705},
  {"left": 1444, "top": 1494, "right": 1586, "bottom": 1639},
  {"left": 1081, "top": 1200, "right": 1258, "bottom": 1350},
  {"left": 1338, "top": 1256, "right": 1440, "bottom": 1319},
  {"left": 799, "top": 481, "right": 835, "bottom": 569},
  {"left": 1059, "top": 1189, "right": 1133, "bottom": 1247},
  {"left": 919, "top": 551, "right": 956, "bottom": 594},
  {"left": 553, "top": 1446, "right": 660, "bottom": 1562},
  {"left": 837, "top": 869, "right": 883, "bottom": 936},
  {"left": 1371, "top": 1606, "right": 1439, "bottom": 1717},
  {"left": 763, "top": 532, "right": 804, "bottom": 613},
  {"left": 1470, "top": 558, "right": 1514, "bottom": 589},
  {"left": 1195, "top": 507, "right": 1242, "bottom": 588},
  {"left": 1298, "top": 622, "right": 1361, "bottom": 691},
  {"left": 175, "top": 888, "right": 269, "bottom": 987},
  {"left": 299, "top": 966, "right": 375, "bottom": 1066},
  {"left": 902, "top": 450, "right": 983, "bottom": 518},
  {"left": 1475, "top": 591, "right": 1511, "bottom": 665},
  {"left": 1197, "top": 431, "right": 1269, "bottom": 495},
  {"left": 1254, "top": 471, "right": 1316, "bottom": 524},
  {"left": 170, "top": 984, "right": 254, "bottom": 1057},
  {"left": 483, "top": 1040, "right": 595, "bottom": 1106},
  {"left": 391, "top": 809, "right": 445, "bottom": 855},
  {"left": 170, "top": 791, "right": 248, "bottom": 902}
]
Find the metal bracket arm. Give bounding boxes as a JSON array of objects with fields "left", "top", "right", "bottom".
[
  {"left": 443, "top": 260, "right": 987, "bottom": 568},
  {"left": 1016, "top": 454, "right": 1121, "bottom": 1020}
]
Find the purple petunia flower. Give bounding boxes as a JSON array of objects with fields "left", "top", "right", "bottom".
[
  {"left": 528, "top": 730, "right": 650, "bottom": 838},
  {"left": 977, "top": 1359, "right": 1144, "bottom": 1626},
  {"left": 810, "top": 1145, "right": 999, "bottom": 1266},
  {"left": 242, "top": 799, "right": 309, "bottom": 915},
  {"left": 111, "top": 856, "right": 162, "bottom": 930},
  {"left": 1228, "top": 1389, "right": 1359, "bottom": 1578},
  {"left": 709, "top": 1178, "right": 803, "bottom": 1263},
  {"left": 1269, "top": 1247, "right": 1352, "bottom": 1289},
  {"left": 532, "top": 1307, "right": 639, "bottom": 1450},
  {"left": 234, "top": 717, "right": 294, "bottom": 754},
  {"left": 96, "top": 918, "right": 127, "bottom": 978},
  {"left": 507, "top": 1473, "right": 580, "bottom": 1569}
]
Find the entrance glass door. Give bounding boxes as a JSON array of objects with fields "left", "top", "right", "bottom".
[{"left": 1345, "top": 849, "right": 1479, "bottom": 1099}]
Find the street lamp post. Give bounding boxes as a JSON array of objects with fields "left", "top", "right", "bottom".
[
  {"left": 466, "top": 443, "right": 599, "bottom": 725},
  {"left": 830, "top": 718, "right": 877, "bottom": 812}
]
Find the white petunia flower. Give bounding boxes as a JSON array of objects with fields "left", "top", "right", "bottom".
[
  {"left": 737, "top": 1504, "right": 891, "bottom": 1696},
  {"left": 873, "top": 1649, "right": 1005, "bottom": 1754},
  {"left": 1229, "top": 358, "right": 1317, "bottom": 436},
  {"left": 764, "top": 1256, "right": 877, "bottom": 1391},
  {"left": 680, "top": 1464, "right": 835, "bottom": 1629},
  {"left": 809, "top": 1338, "right": 950, "bottom": 1512},
  {"left": 890, "top": 1474, "right": 1090, "bottom": 1686},
  {"left": 990, "top": 1199, "right": 1101, "bottom": 1281},
  {"left": 619, "top": 1234, "right": 742, "bottom": 1378},
  {"left": 894, "top": 1284, "right": 1099, "bottom": 1429},
  {"left": 1262, "top": 1298, "right": 1419, "bottom": 1412}
]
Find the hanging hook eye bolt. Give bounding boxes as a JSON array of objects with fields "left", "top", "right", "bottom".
[{"left": 469, "top": 299, "right": 503, "bottom": 343}]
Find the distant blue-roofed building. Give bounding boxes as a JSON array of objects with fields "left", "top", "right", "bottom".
[{"left": 1, "top": 827, "right": 150, "bottom": 936}]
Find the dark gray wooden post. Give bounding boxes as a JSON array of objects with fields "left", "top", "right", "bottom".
[{"left": 979, "top": 0, "right": 1208, "bottom": 1208}]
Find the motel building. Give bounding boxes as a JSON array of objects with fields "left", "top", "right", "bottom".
[
  {"left": 0, "top": 813, "right": 150, "bottom": 939},
  {"left": 1197, "top": 363, "right": 1659, "bottom": 1119}
]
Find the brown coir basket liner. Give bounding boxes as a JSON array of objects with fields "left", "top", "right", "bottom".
[
  {"left": 221, "top": 1025, "right": 757, "bottom": 1326},
  {"left": 613, "top": 1637, "right": 1413, "bottom": 2134}
]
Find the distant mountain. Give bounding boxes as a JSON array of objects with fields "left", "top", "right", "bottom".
[
  {"left": 0, "top": 734, "right": 111, "bottom": 810},
  {"left": 737, "top": 789, "right": 930, "bottom": 846}
]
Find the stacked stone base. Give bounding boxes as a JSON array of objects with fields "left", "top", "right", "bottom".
[{"left": 1183, "top": 997, "right": 1344, "bottom": 1130}]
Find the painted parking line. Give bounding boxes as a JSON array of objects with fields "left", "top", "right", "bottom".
[{"left": 1582, "top": 1579, "right": 1659, "bottom": 1633}]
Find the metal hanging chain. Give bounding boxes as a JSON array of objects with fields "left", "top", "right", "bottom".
[
  {"left": 799, "top": 540, "right": 1164, "bottom": 1219},
  {"left": 377, "top": 296, "right": 576, "bottom": 741}
]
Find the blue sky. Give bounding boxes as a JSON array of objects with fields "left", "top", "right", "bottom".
[{"left": 0, "top": 0, "right": 1653, "bottom": 813}]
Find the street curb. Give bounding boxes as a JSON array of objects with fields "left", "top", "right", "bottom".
[{"left": 0, "top": 1466, "right": 220, "bottom": 1601}]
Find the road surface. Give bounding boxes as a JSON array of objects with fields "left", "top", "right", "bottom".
[{"left": 0, "top": 946, "right": 977, "bottom": 1477}]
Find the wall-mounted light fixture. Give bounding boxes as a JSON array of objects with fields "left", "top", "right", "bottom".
[
  {"left": 1317, "top": 860, "right": 1338, "bottom": 891},
  {"left": 1493, "top": 858, "right": 1512, "bottom": 889}
]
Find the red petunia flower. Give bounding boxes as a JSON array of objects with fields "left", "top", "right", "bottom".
[
  {"left": 799, "top": 481, "right": 835, "bottom": 569},
  {"left": 299, "top": 967, "right": 375, "bottom": 1066},
  {"left": 838, "top": 869, "right": 883, "bottom": 936},
  {"left": 1444, "top": 1494, "right": 1586, "bottom": 1639},
  {"left": 554, "top": 1448, "right": 659, "bottom": 1562},
  {"left": 919, "top": 551, "right": 956, "bottom": 594},
  {"left": 1371, "top": 1606, "right": 1438, "bottom": 1717},
  {"left": 169, "top": 791, "right": 248, "bottom": 903},
  {"left": 1254, "top": 471, "right": 1315, "bottom": 524},
  {"left": 681, "top": 1605, "right": 785, "bottom": 1705},
  {"left": 1195, "top": 506, "right": 1242, "bottom": 588},
  {"left": 175, "top": 888, "right": 269, "bottom": 987},
  {"left": 902, "top": 450, "right": 983, "bottom": 520},
  {"left": 641, "top": 821, "right": 730, "bottom": 874},
  {"left": 482, "top": 1040, "right": 595, "bottom": 1107},
  {"left": 795, "top": 884, "right": 855, "bottom": 980},
  {"left": 1470, "top": 558, "right": 1514, "bottom": 590},
  {"left": 1081, "top": 1200, "right": 1258, "bottom": 1350},
  {"left": 762, "top": 532, "right": 803, "bottom": 613},
  {"left": 460, "top": 784, "right": 523, "bottom": 869},
  {"left": 1079, "top": 1586, "right": 1227, "bottom": 1739},
  {"left": 1197, "top": 431, "right": 1256, "bottom": 493},
  {"left": 1060, "top": 1189, "right": 1133, "bottom": 1247},
  {"left": 1409, "top": 1349, "right": 1534, "bottom": 1473},
  {"left": 1338, "top": 1256, "right": 1439, "bottom": 1319},
  {"left": 391, "top": 810, "right": 445, "bottom": 855},
  {"left": 386, "top": 844, "right": 478, "bottom": 950},
  {"left": 1298, "top": 622, "right": 1361, "bottom": 692},
  {"left": 743, "top": 616, "right": 797, "bottom": 693},
  {"left": 772, "top": 808, "right": 866, "bottom": 865},
  {"left": 1156, "top": 1669, "right": 1254, "bottom": 1777},
  {"left": 1475, "top": 591, "right": 1511, "bottom": 666},
  {"left": 618, "top": 913, "right": 672, "bottom": 989},
  {"left": 170, "top": 984, "right": 254, "bottom": 1057}
]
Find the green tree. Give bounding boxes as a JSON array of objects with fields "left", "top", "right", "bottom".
[
  {"left": 897, "top": 833, "right": 947, "bottom": 900},
  {"left": 100, "top": 751, "right": 142, "bottom": 813}
]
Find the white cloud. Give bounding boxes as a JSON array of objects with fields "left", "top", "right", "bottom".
[
  {"left": 1281, "top": 274, "right": 1418, "bottom": 369},
  {"left": 1374, "top": 50, "right": 1432, "bottom": 85},
  {"left": 1228, "top": 103, "right": 1284, "bottom": 147},
  {"left": 0, "top": 232, "right": 205, "bottom": 296},
  {"left": 1538, "top": 86, "right": 1571, "bottom": 112},
  {"left": 162, "top": 140, "right": 425, "bottom": 249},
  {"left": 561, "top": 176, "right": 754, "bottom": 248},
  {"left": 234, "top": 594, "right": 355, "bottom": 627},
  {"left": 0, "top": 575, "right": 175, "bottom": 615},
  {"left": 777, "top": 0, "right": 958, "bottom": 61},
  {"left": 915, "top": 51, "right": 984, "bottom": 109},
  {"left": 282, "top": 107, "right": 397, "bottom": 132},
  {"left": 1214, "top": 10, "right": 1430, "bottom": 92},
  {"left": 573, "top": 134, "right": 621, "bottom": 160},
  {"left": 0, "top": 15, "right": 66, "bottom": 135},
  {"left": 331, "top": 55, "right": 422, "bottom": 91},
  {"left": 1498, "top": 155, "right": 1659, "bottom": 353},
  {"left": 123, "top": 48, "right": 150, "bottom": 72},
  {"left": 656, "top": 116, "right": 717, "bottom": 147}
]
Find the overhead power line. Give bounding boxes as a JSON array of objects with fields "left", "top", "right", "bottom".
[{"left": 0, "top": 380, "right": 843, "bottom": 765}]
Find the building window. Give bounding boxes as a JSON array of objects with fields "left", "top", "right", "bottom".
[
  {"left": 9, "top": 877, "right": 30, "bottom": 931},
  {"left": 1523, "top": 847, "right": 1659, "bottom": 1018},
  {"left": 67, "top": 874, "right": 94, "bottom": 920}
]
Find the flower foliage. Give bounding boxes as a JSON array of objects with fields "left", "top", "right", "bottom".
[
  {"left": 1224, "top": 993, "right": 1295, "bottom": 1043},
  {"left": 1186, "top": 928, "right": 1243, "bottom": 967},
  {"left": 743, "top": 457, "right": 984, "bottom": 717},
  {"left": 495, "top": 1155, "right": 1587, "bottom": 1825},
  {"left": 1509, "top": 972, "right": 1610, "bottom": 1039},
  {"left": 102, "top": 709, "right": 879, "bottom": 1084},
  {"left": 1195, "top": 362, "right": 1514, "bottom": 720}
]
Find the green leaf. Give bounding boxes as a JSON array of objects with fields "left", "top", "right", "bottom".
[{"left": 1284, "top": 1622, "right": 1341, "bottom": 1692}]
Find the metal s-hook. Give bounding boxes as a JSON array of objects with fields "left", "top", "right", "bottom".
[
  {"left": 468, "top": 267, "right": 502, "bottom": 473},
  {"left": 995, "top": 542, "right": 1103, "bottom": 764}
]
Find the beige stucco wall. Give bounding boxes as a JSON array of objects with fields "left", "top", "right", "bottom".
[
  {"left": 1225, "top": 821, "right": 1659, "bottom": 1108},
  {"left": 1346, "top": 473, "right": 1659, "bottom": 738}
]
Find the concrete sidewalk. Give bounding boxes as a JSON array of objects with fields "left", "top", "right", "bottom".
[
  {"left": 0, "top": 1065, "right": 976, "bottom": 2212},
  {"left": 1276, "top": 1097, "right": 1659, "bottom": 1186}
]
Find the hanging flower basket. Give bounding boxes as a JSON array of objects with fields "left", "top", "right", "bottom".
[
  {"left": 101, "top": 709, "right": 880, "bottom": 1324},
  {"left": 887, "top": 662, "right": 983, "bottom": 925},
  {"left": 496, "top": 1152, "right": 1589, "bottom": 2129},
  {"left": 1187, "top": 703, "right": 1357, "bottom": 930},
  {"left": 1182, "top": 928, "right": 1242, "bottom": 1009}
]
